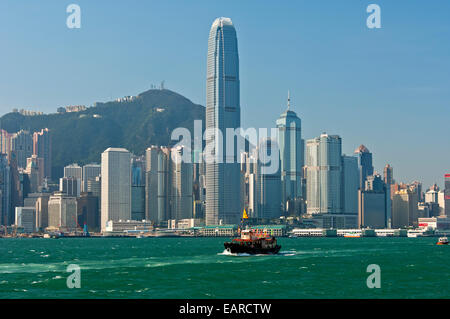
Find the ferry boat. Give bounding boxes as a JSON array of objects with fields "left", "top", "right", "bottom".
[
  {"left": 436, "top": 237, "right": 449, "bottom": 245},
  {"left": 344, "top": 232, "right": 361, "bottom": 238},
  {"left": 224, "top": 229, "right": 281, "bottom": 255}
]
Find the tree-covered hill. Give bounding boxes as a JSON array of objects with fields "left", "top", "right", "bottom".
[{"left": 0, "top": 89, "right": 205, "bottom": 178}]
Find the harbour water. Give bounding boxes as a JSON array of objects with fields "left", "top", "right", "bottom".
[{"left": 0, "top": 237, "right": 448, "bottom": 299}]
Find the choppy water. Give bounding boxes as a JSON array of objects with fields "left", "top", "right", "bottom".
[{"left": 0, "top": 237, "right": 448, "bottom": 299}]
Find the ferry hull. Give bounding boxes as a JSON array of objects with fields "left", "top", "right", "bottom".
[{"left": 224, "top": 242, "right": 281, "bottom": 255}]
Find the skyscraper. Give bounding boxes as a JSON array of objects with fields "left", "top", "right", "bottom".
[
  {"left": 82, "top": 163, "right": 101, "bottom": 192},
  {"left": 205, "top": 17, "right": 241, "bottom": 225},
  {"left": 33, "top": 128, "right": 51, "bottom": 179},
  {"left": 445, "top": 174, "right": 450, "bottom": 216},
  {"left": 306, "top": 134, "right": 342, "bottom": 215},
  {"left": 383, "top": 164, "right": 394, "bottom": 185},
  {"left": 276, "top": 93, "right": 304, "bottom": 211},
  {"left": 11, "top": 130, "right": 33, "bottom": 169},
  {"left": 354, "top": 145, "right": 374, "bottom": 189},
  {"left": 145, "top": 146, "right": 170, "bottom": 224},
  {"left": 341, "top": 155, "right": 359, "bottom": 215},
  {"left": 256, "top": 139, "right": 281, "bottom": 219},
  {"left": 0, "top": 154, "right": 11, "bottom": 226},
  {"left": 392, "top": 189, "right": 419, "bottom": 228},
  {"left": 101, "top": 148, "right": 131, "bottom": 231},
  {"left": 170, "top": 146, "right": 193, "bottom": 221}
]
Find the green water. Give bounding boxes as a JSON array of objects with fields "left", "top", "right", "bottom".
[{"left": 0, "top": 237, "right": 448, "bottom": 299}]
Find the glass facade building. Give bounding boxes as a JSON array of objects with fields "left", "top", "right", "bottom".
[{"left": 205, "top": 17, "right": 241, "bottom": 225}]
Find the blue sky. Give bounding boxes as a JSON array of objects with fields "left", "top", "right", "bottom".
[{"left": 0, "top": 0, "right": 449, "bottom": 188}]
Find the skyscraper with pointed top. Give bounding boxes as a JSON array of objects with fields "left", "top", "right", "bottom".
[
  {"left": 205, "top": 17, "right": 241, "bottom": 225},
  {"left": 276, "top": 92, "right": 304, "bottom": 212},
  {"left": 354, "top": 144, "right": 374, "bottom": 189}
]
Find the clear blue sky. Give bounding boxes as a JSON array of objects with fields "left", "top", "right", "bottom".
[{"left": 0, "top": 0, "right": 449, "bottom": 188}]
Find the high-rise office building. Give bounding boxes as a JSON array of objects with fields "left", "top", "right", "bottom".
[
  {"left": 392, "top": 189, "right": 419, "bottom": 228},
  {"left": 170, "top": 146, "right": 193, "bottom": 221},
  {"left": 354, "top": 145, "right": 374, "bottom": 189},
  {"left": 383, "top": 164, "right": 394, "bottom": 185},
  {"left": 82, "top": 163, "right": 101, "bottom": 192},
  {"left": 445, "top": 174, "right": 450, "bottom": 216},
  {"left": 11, "top": 130, "right": 33, "bottom": 169},
  {"left": 341, "top": 155, "right": 359, "bottom": 215},
  {"left": 33, "top": 128, "right": 51, "bottom": 179},
  {"left": 77, "top": 192, "right": 100, "bottom": 231},
  {"left": 59, "top": 177, "right": 81, "bottom": 197},
  {"left": 26, "top": 155, "right": 44, "bottom": 190},
  {"left": 64, "top": 164, "right": 82, "bottom": 179},
  {"left": 48, "top": 192, "right": 77, "bottom": 231},
  {"left": 306, "top": 134, "right": 342, "bottom": 215},
  {"left": 35, "top": 193, "right": 50, "bottom": 230},
  {"left": 101, "top": 148, "right": 131, "bottom": 231},
  {"left": 145, "top": 146, "right": 170, "bottom": 224},
  {"left": 276, "top": 93, "right": 304, "bottom": 211},
  {"left": 256, "top": 139, "right": 281, "bottom": 219},
  {"left": 15, "top": 207, "right": 36, "bottom": 233},
  {"left": 358, "top": 175, "right": 390, "bottom": 228},
  {"left": 205, "top": 17, "right": 241, "bottom": 225}
]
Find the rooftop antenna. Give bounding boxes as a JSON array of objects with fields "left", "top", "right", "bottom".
[{"left": 287, "top": 90, "right": 291, "bottom": 111}]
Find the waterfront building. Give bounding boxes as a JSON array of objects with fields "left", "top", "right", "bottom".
[
  {"left": 82, "top": 163, "right": 101, "bottom": 192},
  {"left": 354, "top": 145, "right": 374, "bottom": 189},
  {"left": 256, "top": 139, "right": 282, "bottom": 219},
  {"left": 77, "top": 192, "right": 100, "bottom": 232},
  {"left": 306, "top": 133, "right": 342, "bottom": 215},
  {"left": 383, "top": 164, "right": 394, "bottom": 185},
  {"left": 418, "top": 217, "right": 450, "bottom": 230},
  {"left": 276, "top": 93, "right": 304, "bottom": 211},
  {"left": 11, "top": 130, "right": 33, "bottom": 169},
  {"left": 392, "top": 189, "right": 419, "bottom": 228},
  {"left": 47, "top": 192, "right": 77, "bottom": 231},
  {"left": 205, "top": 17, "right": 241, "bottom": 226},
  {"left": 358, "top": 175, "right": 390, "bottom": 229},
  {"left": 101, "top": 148, "right": 132, "bottom": 231},
  {"left": 104, "top": 220, "right": 153, "bottom": 234},
  {"left": 33, "top": 128, "right": 51, "bottom": 179},
  {"left": 15, "top": 207, "right": 36, "bottom": 233}
]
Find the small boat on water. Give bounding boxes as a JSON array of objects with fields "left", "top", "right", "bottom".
[
  {"left": 224, "top": 229, "right": 281, "bottom": 255},
  {"left": 344, "top": 232, "right": 361, "bottom": 238},
  {"left": 436, "top": 237, "right": 449, "bottom": 245}
]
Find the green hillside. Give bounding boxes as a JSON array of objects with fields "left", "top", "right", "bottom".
[{"left": 0, "top": 89, "right": 205, "bottom": 178}]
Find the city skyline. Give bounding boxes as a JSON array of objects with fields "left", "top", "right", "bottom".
[{"left": 0, "top": 1, "right": 448, "bottom": 188}]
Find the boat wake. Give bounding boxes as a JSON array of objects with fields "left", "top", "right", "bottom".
[{"left": 218, "top": 249, "right": 296, "bottom": 257}]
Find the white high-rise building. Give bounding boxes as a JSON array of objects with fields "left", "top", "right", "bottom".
[
  {"left": 306, "top": 134, "right": 342, "bottom": 215},
  {"left": 276, "top": 93, "right": 304, "bottom": 211},
  {"left": 205, "top": 17, "right": 241, "bottom": 225},
  {"left": 101, "top": 148, "right": 131, "bottom": 231},
  {"left": 47, "top": 192, "right": 77, "bottom": 231},
  {"left": 15, "top": 207, "right": 36, "bottom": 233},
  {"left": 64, "top": 163, "right": 82, "bottom": 179}
]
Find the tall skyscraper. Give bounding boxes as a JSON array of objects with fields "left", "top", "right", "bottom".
[
  {"left": 306, "top": 134, "right": 342, "bottom": 215},
  {"left": 33, "top": 128, "right": 51, "bottom": 179},
  {"left": 11, "top": 130, "right": 33, "bottom": 169},
  {"left": 358, "top": 174, "right": 390, "bottom": 228},
  {"left": 48, "top": 192, "right": 77, "bottom": 231},
  {"left": 101, "top": 148, "right": 131, "bottom": 231},
  {"left": 170, "top": 146, "right": 193, "bottom": 221},
  {"left": 445, "top": 174, "right": 450, "bottom": 216},
  {"left": 354, "top": 145, "right": 374, "bottom": 189},
  {"left": 276, "top": 93, "right": 304, "bottom": 211},
  {"left": 145, "top": 146, "right": 170, "bottom": 224},
  {"left": 205, "top": 17, "right": 241, "bottom": 225},
  {"left": 383, "top": 164, "right": 394, "bottom": 185}
]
